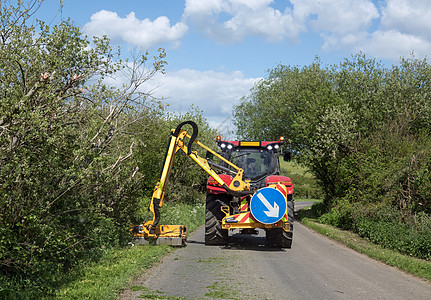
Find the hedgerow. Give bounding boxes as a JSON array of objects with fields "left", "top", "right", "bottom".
[
  {"left": 0, "top": 1, "right": 215, "bottom": 297},
  {"left": 234, "top": 52, "right": 431, "bottom": 260}
]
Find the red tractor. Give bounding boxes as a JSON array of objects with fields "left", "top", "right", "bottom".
[
  {"left": 131, "top": 121, "right": 294, "bottom": 248},
  {"left": 205, "top": 137, "right": 294, "bottom": 248}
]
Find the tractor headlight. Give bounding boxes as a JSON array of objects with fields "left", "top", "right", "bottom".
[
  {"left": 220, "top": 143, "right": 226, "bottom": 148},
  {"left": 227, "top": 144, "right": 233, "bottom": 150},
  {"left": 267, "top": 145, "right": 273, "bottom": 150}
]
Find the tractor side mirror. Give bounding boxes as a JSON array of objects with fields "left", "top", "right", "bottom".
[{"left": 283, "top": 152, "right": 292, "bottom": 162}]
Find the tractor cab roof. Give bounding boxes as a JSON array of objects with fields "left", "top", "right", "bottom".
[
  {"left": 216, "top": 136, "right": 285, "bottom": 152},
  {"left": 214, "top": 137, "right": 285, "bottom": 180}
]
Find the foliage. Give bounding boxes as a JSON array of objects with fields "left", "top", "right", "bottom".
[
  {"left": 158, "top": 201, "right": 205, "bottom": 234},
  {"left": 0, "top": 1, "right": 213, "bottom": 297},
  {"left": 234, "top": 53, "right": 431, "bottom": 259},
  {"left": 279, "top": 160, "right": 322, "bottom": 199},
  {"left": 314, "top": 202, "right": 431, "bottom": 260},
  {"left": 49, "top": 201, "right": 204, "bottom": 300},
  {"left": 51, "top": 245, "right": 172, "bottom": 300},
  {"left": 300, "top": 216, "right": 431, "bottom": 281}
]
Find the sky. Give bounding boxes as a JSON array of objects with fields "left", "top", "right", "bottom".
[{"left": 36, "top": 0, "right": 431, "bottom": 137}]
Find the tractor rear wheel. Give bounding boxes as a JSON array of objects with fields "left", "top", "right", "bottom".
[
  {"left": 266, "top": 228, "right": 293, "bottom": 248},
  {"left": 288, "top": 199, "right": 294, "bottom": 231},
  {"left": 266, "top": 200, "right": 294, "bottom": 248},
  {"left": 205, "top": 194, "right": 228, "bottom": 245}
]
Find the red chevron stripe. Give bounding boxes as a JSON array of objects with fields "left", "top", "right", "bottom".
[
  {"left": 239, "top": 212, "right": 250, "bottom": 223},
  {"left": 240, "top": 202, "right": 249, "bottom": 211},
  {"left": 276, "top": 184, "right": 287, "bottom": 197}
]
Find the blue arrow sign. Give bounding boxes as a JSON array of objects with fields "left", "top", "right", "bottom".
[{"left": 250, "top": 187, "right": 287, "bottom": 224}]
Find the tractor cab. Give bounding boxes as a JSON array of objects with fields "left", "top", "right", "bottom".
[{"left": 209, "top": 137, "right": 286, "bottom": 190}]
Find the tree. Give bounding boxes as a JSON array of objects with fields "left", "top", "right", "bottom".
[
  {"left": 233, "top": 53, "right": 431, "bottom": 216},
  {"left": 0, "top": 0, "right": 169, "bottom": 290}
]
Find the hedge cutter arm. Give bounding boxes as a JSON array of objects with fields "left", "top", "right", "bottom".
[{"left": 131, "top": 121, "right": 253, "bottom": 246}]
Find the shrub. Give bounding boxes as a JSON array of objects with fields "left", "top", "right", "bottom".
[
  {"left": 280, "top": 161, "right": 323, "bottom": 199},
  {"left": 354, "top": 217, "right": 431, "bottom": 260},
  {"left": 318, "top": 198, "right": 355, "bottom": 230},
  {"left": 0, "top": 2, "right": 214, "bottom": 297}
]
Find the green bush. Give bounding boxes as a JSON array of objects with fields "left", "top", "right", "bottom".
[
  {"left": 354, "top": 217, "right": 431, "bottom": 260},
  {"left": 234, "top": 53, "right": 431, "bottom": 260},
  {"left": 318, "top": 198, "right": 354, "bottom": 229},
  {"left": 160, "top": 201, "right": 205, "bottom": 233},
  {"left": 280, "top": 161, "right": 323, "bottom": 199},
  {"left": 289, "top": 173, "right": 323, "bottom": 199},
  {"left": 0, "top": 2, "right": 215, "bottom": 297},
  {"left": 314, "top": 201, "right": 431, "bottom": 260}
]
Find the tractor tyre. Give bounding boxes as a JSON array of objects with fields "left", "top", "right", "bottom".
[
  {"left": 266, "top": 228, "right": 293, "bottom": 248},
  {"left": 205, "top": 194, "right": 228, "bottom": 245},
  {"left": 266, "top": 200, "right": 294, "bottom": 248},
  {"left": 288, "top": 200, "right": 294, "bottom": 230}
]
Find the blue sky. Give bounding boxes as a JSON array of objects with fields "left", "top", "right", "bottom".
[{"left": 36, "top": 0, "right": 431, "bottom": 137}]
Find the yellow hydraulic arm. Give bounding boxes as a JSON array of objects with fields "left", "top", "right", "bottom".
[{"left": 131, "top": 121, "right": 253, "bottom": 246}]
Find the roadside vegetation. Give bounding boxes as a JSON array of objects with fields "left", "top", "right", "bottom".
[
  {"left": 234, "top": 53, "right": 431, "bottom": 263},
  {"left": 0, "top": 1, "right": 212, "bottom": 298},
  {"left": 280, "top": 159, "right": 322, "bottom": 200},
  {"left": 2, "top": 0, "right": 431, "bottom": 299},
  {"left": 51, "top": 202, "right": 205, "bottom": 300},
  {"left": 298, "top": 206, "right": 431, "bottom": 281}
]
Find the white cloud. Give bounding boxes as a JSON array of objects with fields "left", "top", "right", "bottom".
[
  {"left": 101, "top": 65, "right": 257, "bottom": 136},
  {"left": 294, "top": 0, "right": 378, "bottom": 34},
  {"left": 150, "top": 69, "right": 259, "bottom": 119},
  {"left": 359, "top": 30, "right": 431, "bottom": 60},
  {"left": 289, "top": 0, "right": 379, "bottom": 52},
  {"left": 322, "top": 31, "right": 369, "bottom": 51},
  {"left": 82, "top": 1, "right": 431, "bottom": 65},
  {"left": 146, "top": 68, "right": 259, "bottom": 137},
  {"left": 83, "top": 10, "right": 188, "bottom": 49},
  {"left": 182, "top": 0, "right": 431, "bottom": 61},
  {"left": 105, "top": 65, "right": 258, "bottom": 132},
  {"left": 151, "top": 69, "right": 261, "bottom": 138},
  {"left": 183, "top": 0, "right": 380, "bottom": 45},
  {"left": 293, "top": 0, "right": 431, "bottom": 61},
  {"left": 341, "top": 0, "right": 431, "bottom": 60},
  {"left": 183, "top": 0, "right": 304, "bottom": 43},
  {"left": 381, "top": 0, "right": 431, "bottom": 38}
]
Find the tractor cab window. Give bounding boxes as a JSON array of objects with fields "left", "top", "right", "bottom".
[{"left": 230, "top": 148, "right": 276, "bottom": 179}]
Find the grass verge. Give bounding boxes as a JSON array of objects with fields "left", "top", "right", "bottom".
[
  {"left": 50, "top": 201, "right": 205, "bottom": 299},
  {"left": 51, "top": 245, "right": 172, "bottom": 300},
  {"left": 294, "top": 198, "right": 322, "bottom": 202},
  {"left": 299, "top": 210, "right": 431, "bottom": 282}
]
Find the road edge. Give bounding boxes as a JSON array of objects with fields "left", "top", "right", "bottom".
[{"left": 299, "top": 217, "right": 431, "bottom": 283}]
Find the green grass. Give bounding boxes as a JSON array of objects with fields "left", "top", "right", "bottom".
[
  {"left": 49, "top": 201, "right": 205, "bottom": 300},
  {"left": 279, "top": 159, "right": 315, "bottom": 178},
  {"left": 135, "top": 287, "right": 187, "bottom": 299},
  {"left": 294, "top": 198, "right": 322, "bottom": 202},
  {"left": 51, "top": 245, "right": 172, "bottom": 300},
  {"left": 159, "top": 201, "right": 205, "bottom": 232},
  {"left": 279, "top": 159, "right": 323, "bottom": 199},
  {"left": 205, "top": 281, "right": 239, "bottom": 299},
  {"left": 299, "top": 213, "right": 431, "bottom": 282}
]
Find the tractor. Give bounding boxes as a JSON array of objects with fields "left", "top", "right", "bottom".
[
  {"left": 205, "top": 136, "right": 294, "bottom": 248},
  {"left": 131, "top": 121, "right": 294, "bottom": 248}
]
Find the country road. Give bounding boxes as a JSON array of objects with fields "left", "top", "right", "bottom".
[{"left": 120, "top": 201, "right": 431, "bottom": 299}]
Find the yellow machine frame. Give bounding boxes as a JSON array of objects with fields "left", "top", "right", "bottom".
[
  {"left": 131, "top": 121, "right": 253, "bottom": 245},
  {"left": 220, "top": 183, "right": 291, "bottom": 232}
]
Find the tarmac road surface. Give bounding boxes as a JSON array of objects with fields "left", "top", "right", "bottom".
[{"left": 120, "top": 201, "right": 431, "bottom": 299}]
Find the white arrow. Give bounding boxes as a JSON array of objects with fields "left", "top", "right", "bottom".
[{"left": 257, "top": 193, "right": 279, "bottom": 218}]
